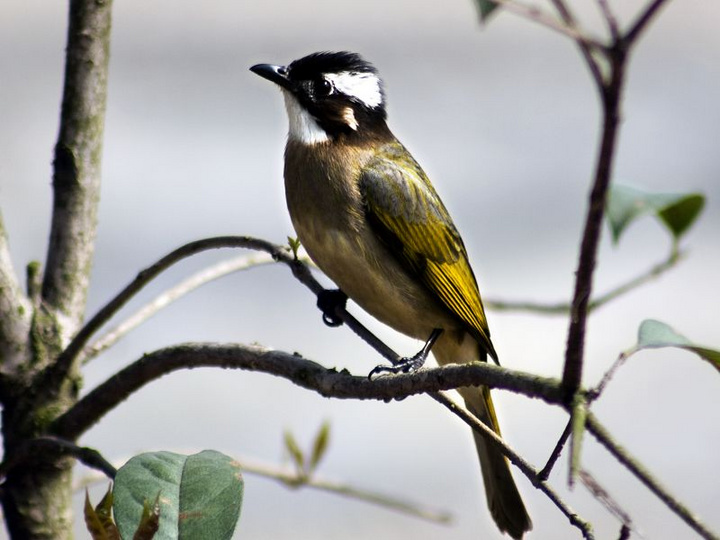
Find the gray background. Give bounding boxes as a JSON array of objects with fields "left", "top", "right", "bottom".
[{"left": 1, "top": 1, "right": 718, "bottom": 538}]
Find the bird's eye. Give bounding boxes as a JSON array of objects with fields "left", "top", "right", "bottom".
[{"left": 315, "top": 78, "right": 334, "bottom": 97}]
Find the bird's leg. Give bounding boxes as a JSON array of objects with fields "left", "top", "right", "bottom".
[
  {"left": 317, "top": 289, "right": 348, "bottom": 327},
  {"left": 369, "top": 328, "right": 444, "bottom": 378}
]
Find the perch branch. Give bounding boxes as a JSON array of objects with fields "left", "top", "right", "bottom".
[{"left": 50, "top": 342, "right": 564, "bottom": 441}]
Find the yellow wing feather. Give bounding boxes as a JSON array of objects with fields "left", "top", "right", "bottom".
[{"left": 360, "top": 142, "right": 497, "bottom": 360}]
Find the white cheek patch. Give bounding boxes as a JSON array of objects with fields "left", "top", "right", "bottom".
[
  {"left": 282, "top": 91, "right": 329, "bottom": 145},
  {"left": 326, "top": 71, "right": 383, "bottom": 109}
]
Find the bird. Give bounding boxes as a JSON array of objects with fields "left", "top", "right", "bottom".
[{"left": 250, "top": 51, "right": 532, "bottom": 538}]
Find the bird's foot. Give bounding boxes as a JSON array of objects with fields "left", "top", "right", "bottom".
[
  {"left": 317, "top": 289, "right": 348, "bottom": 327},
  {"left": 369, "top": 328, "right": 443, "bottom": 379}
]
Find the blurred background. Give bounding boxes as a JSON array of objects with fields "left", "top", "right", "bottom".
[{"left": 1, "top": 1, "right": 719, "bottom": 538}]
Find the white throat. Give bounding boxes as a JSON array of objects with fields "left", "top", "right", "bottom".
[{"left": 282, "top": 91, "right": 329, "bottom": 145}]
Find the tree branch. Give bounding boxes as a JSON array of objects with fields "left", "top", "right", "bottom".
[
  {"left": 486, "top": 249, "right": 683, "bottom": 315},
  {"left": 50, "top": 342, "right": 564, "bottom": 441},
  {"left": 430, "top": 391, "right": 594, "bottom": 539},
  {"left": 42, "top": 0, "right": 113, "bottom": 332},
  {"left": 562, "top": 44, "right": 626, "bottom": 402},
  {"left": 46, "top": 237, "right": 289, "bottom": 388},
  {"left": 82, "top": 253, "right": 277, "bottom": 363},
  {"left": 0, "top": 210, "right": 32, "bottom": 381},
  {"left": 486, "top": 0, "right": 606, "bottom": 53},
  {"left": 549, "top": 0, "right": 605, "bottom": 87},
  {"left": 596, "top": 0, "right": 620, "bottom": 41},
  {"left": 626, "top": 0, "right": 672, "bottom": 45},
  {"left": 73, "top": 453, "right": 452, "bottom": 524},
  {"left": 586, "top": 413, "right": 719, "bottom": 540},
  {"left": 0, "top": 436, "right": 116, "bottom": 482}
]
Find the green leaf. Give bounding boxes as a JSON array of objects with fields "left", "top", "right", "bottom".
[
  {"left": 634, "top": 319, "right": 720, "bottom": 372},
  {"left": 133, "top": 494, "right": 160, "bottom": 540},
  {"left": 471, "top": 0, "right": 499, "bottom": 21},
  {"left": 287, "top": 236, "right": 302, "bottom": 259},
  {"left": 284, "top": 430, "right": 306, "bottom": 477},
  {"left": 606, "top": 184, "right": 704, "bottom": 244},
  {"left": 113, "top": 450, "right": 244, "bottom": 540},
  {"left": 84, "top": 486, "right": 120, "bottom": 540},
  {"left": 309, "top": 420, "right": 331, "bottom": 473}
]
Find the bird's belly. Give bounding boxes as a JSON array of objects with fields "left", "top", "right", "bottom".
[{"left": 296, "top": 222, "right": 456, "bottom": 341}]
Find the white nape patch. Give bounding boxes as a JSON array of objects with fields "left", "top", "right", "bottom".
[
  {"left": 326, "top": 71, "right": 383, "bottom": 109},
  {"left": 282, "top": 90, "right": 329, "bottom": 145}
]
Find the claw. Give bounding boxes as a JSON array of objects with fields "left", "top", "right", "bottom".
[
  {"left": 317, "top": 289, "right": 348, "bottom": 327},
  {"left": 369, "top": 328, "right": 443, "bottom": 379}
]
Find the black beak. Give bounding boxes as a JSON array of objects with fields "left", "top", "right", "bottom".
[{"left": 250, "top": 63, "right": 293, "bottom": 91}]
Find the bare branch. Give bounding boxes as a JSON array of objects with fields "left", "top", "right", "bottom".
[
  {"left": 83, "top": 253, "right": 277, "bottom": 362},
  {"left": 548, "top": 0, "right": 605, "bottom": 87},
  {"left": 562, "top": 46, "right": 627, "bottom": 402},
  {"left": 486, "top": 249, "right": 684, "bottom": 315},
  {"left": 42, "top": 0, "right": 113, "bottom": 331},
  {"left": 241, "top": 457, "right": 453, "bottom": 524},
  {"left": 596, "top": 0, "right": 620, "bottom": 41},
  {"left": 539, "top": 420, "right": 571, "bottom": 480},
  {"left": 586, "top": 413, "right": 719, "bottom": 540},
  {"left": 626, "top": 0, "right": 672, "bottom": 45},
  {"left": 50, "top": 342, "right": 564, "bottom": 441},
  {"left": 0, "top": 210, "right": 32, "bottom": 379},
  {"left": 578, "top": 468, "right": 632, "bottom": 530},
  {"left": 486, "top": 0, "right": 606, "bottom": 52},
  {"left": 47, "top": 237, "right": 290, "bottom": 388},
  {"left": 74, "top": 453, "right": 452, "bottom": 524},
  {"left": 0, "top": 436, "right": 116, "bottom": 482},
  {"left": 430, "top": 392, "right": 594, "bottom": 539}
]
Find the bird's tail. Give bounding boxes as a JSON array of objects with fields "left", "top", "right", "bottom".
[
  {"left": 457, "top": 384, "right": 532, "bottom": 539},
  {"left": 434, "top": 334, "right": 532, "bottom": 539}
]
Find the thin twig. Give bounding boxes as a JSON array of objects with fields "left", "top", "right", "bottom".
[
  {"left": 487, "top": 0, "right": 606, "bottom": 52},
  {"left": 539, "top": 420, "right": 572, "bottom": 480},
  {"left": 0, "top": 436, "right": 116, "bottom": 482},
  {"left": 586, "top": 413, "right": 719, "bottom": 540},
  {"left": 625, "top": 0, "right": 672, "bottom": 45},
  {"left": 73, "top": 454, "right": 452, "bottom": 524},
  {"left": 587, "top": 351, "right": 629, "bottom": 401},
  {"left": 485, "top": 249, "right": 683, "bottom": 315},
  {"left": 45, "top": 237, "right": 290, "bottom": 388},
  {"left": 596, "top": 0, "right": 621, "bottom": 41},
  {"left": 82, "top": 253, "right": 277, "bottom": 363},
  {"left": 578, "top": 468, "right": 632, "bottom": 530},
  {"left": 430, "top": 391, "right": 594, "bottom": 539},
  {"left": 549, "top": 0, "right": 605, "bottom": 87}
]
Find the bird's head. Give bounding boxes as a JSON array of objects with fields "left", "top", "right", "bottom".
[{"left": 251, "top": 51, "right": 389, "bottom": 144}]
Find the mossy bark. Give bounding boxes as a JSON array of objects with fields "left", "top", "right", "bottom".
[{"left": 0, "top": 0, "right": 112, "bottom": 537}]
